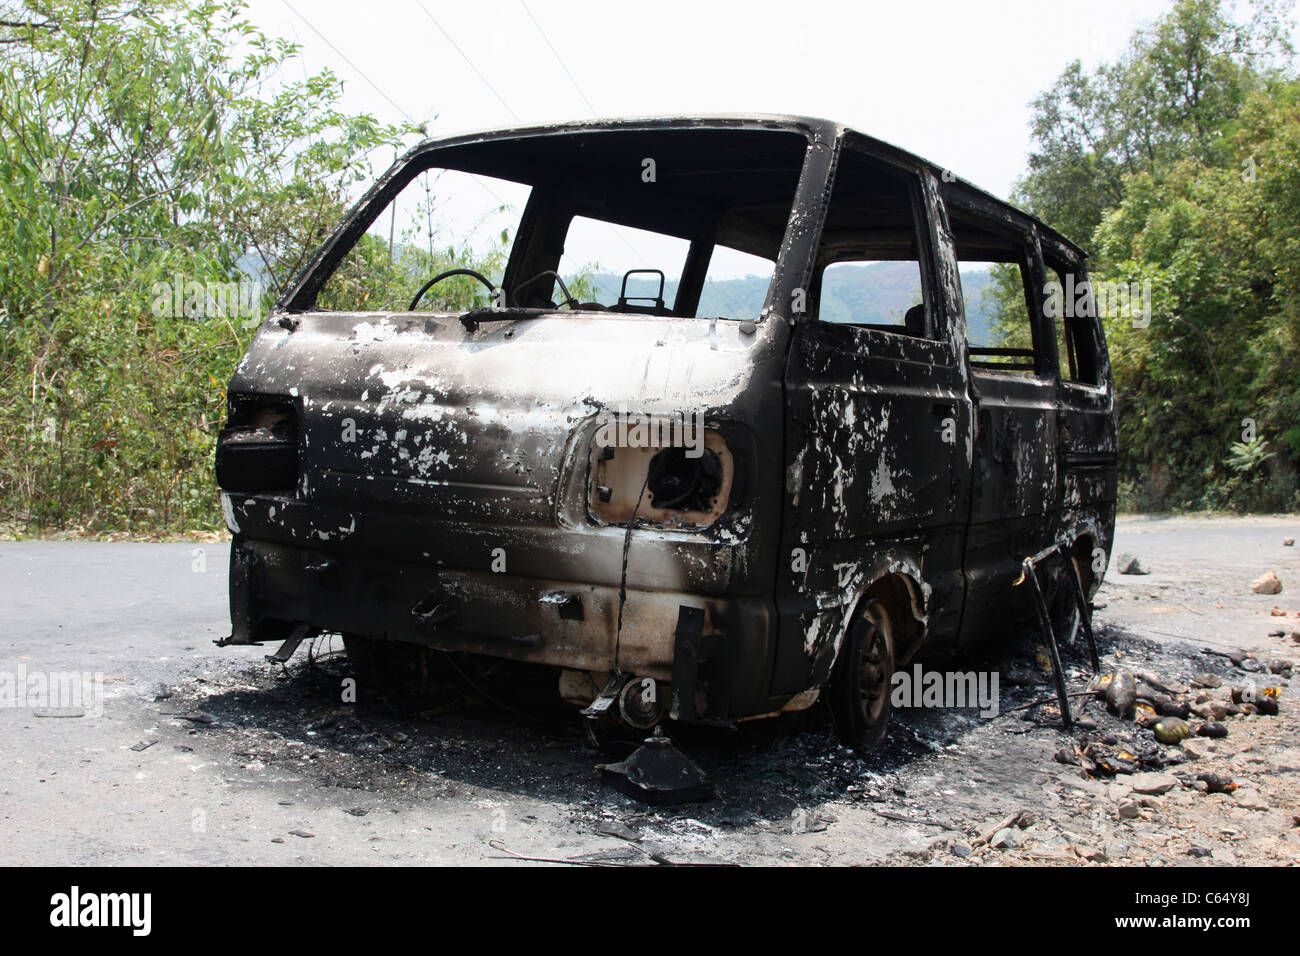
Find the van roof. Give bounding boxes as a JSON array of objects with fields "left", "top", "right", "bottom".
[{"left": 410, "top": 114, "right": 1087, "bottom": 259}]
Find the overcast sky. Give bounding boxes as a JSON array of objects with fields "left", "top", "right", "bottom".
[{"left": 240, "top": 0, "right": 1297, "bottom": 276}]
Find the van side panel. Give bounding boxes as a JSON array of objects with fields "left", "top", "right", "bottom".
[{"left": 773, "top": 144, "right": 974, "bottom": 697}]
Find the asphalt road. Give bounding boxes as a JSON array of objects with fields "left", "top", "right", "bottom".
[{"left": 2, "top": 515, "right": 1297, "bottom": 865}]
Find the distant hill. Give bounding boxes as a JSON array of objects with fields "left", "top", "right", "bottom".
[{"left": 586, "top": 263, "right": 995, "bottom": 337}]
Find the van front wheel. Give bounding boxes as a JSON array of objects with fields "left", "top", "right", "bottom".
[{"left": 829, "top": 598, "right": 895, "bottom": 756}]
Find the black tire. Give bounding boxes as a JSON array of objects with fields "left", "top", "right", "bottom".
[
  {"left": 341, "top": 635, "right": 454, "bottom": 716},
  {"left": 828, "top": 597, "right": 896, "bottom": 755}
]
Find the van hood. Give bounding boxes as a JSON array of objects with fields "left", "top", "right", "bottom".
[{"left": 226, "top": 310, "right": 771, "bottom": 522}]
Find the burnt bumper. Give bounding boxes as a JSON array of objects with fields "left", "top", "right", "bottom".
[{"left": 226, "top": 536, "right": 778, "bottom": 722}]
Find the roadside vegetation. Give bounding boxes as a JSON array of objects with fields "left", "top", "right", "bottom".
[
  {"left": 1, "top": 0, "right": 1296, "bottom": 536},
  {"left": 1, "top": 0, "right": 472, "bottom": 534},
  {"left": 1007, "top": 0, "right": 1300, "bottom": 512}
]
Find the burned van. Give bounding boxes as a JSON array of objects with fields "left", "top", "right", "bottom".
[{"left": 216, "top": 115, "right": 1117, "bottom": 755}]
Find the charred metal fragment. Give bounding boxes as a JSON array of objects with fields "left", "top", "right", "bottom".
[
  {"left": 1013, "top": 540, "right": 1103, "bottom": 727},
  {"left": 598, "top": 728, "right": 714, "bottom": 805},
  {"left": 264, "top": 623, "right": 315, "bottom": 664},
  {"left": 1018, "top": 554, "right": 1074, "bottom": 728},
  {"left": 669, "top": 605, "right": 705, "bottom": 723}
]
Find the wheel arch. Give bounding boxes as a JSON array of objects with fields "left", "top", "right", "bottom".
[{"left": 821, "top": 558, "right": 930, "bottom": 684}]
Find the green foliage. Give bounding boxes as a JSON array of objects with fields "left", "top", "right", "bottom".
[
  {"left": 1019, "top": 0, "right": 1299, "bottom": 513},
  {"left": 977, "top": 263, "right": 1033, "bottom": 350},
  {"left": 1092, "top": 81, "right": 1300, "bottom": 512},
  {"left": 1226, "top": 438, "right": 1273, "bottom": 474},
  {"left": 0, "top": 0, "right": 412, "bottom": 533},
  {"left": 1015, "top": 0, "right": 1294, "bottom": 245}
]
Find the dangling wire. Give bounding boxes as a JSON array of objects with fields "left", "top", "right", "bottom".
[{"left": 613, "top": 469, "right": 651, "bottom": 676}]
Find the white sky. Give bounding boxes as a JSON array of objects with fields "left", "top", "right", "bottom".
[{"left": 242, "top": 0, "right": 1298, "bottom": 277}]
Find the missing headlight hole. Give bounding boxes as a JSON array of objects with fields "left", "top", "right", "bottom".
[
  {"left": 647, "top": 446, "right": 722, "bottom": 512},
  {"left": 588, "top": 428, "right": 734, "bottom": 529}
]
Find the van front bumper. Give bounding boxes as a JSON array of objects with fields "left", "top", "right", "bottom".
[{"left": 225, "top": 536, "right": 779, "bottom": 723}]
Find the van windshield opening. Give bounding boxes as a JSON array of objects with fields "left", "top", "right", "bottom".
[{"left": 304, "top": 127, "right": 809, "bottom": 322}]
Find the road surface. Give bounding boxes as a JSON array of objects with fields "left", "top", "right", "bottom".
[{"left": 2, "top": 515, "right": 1297, "bottom": 865}]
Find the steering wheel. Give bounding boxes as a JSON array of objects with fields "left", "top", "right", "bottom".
[
  {"left": 511, "top": 270, "right": 583, "bottom": 310},
  {"left": 408, "top": 269, "right": 497, "bottom": 311}
]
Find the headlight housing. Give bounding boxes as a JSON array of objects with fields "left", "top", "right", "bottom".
[{"left": 587, "top": 425, "right": 734, "bottom": 530}]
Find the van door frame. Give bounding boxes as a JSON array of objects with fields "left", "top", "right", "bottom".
[
  {"left": 770, "top": 133, "right": 975, "bottom": 698},
  {"left": 1039, "top": 234, "right": 1120, "bottom": 589},
  {"left": 938, "top": 185, "right": 1064, "bottom": 649}
]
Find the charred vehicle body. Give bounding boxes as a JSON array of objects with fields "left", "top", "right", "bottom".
[{"left": 216, "top": 115, "right": 1117, "bottom": 755}]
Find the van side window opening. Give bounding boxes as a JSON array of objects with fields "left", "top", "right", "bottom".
[
  {"left": 814, "top": 149, "right": 936, "bottom": 339},
  {"left": 949, "top": 215, "right": 1041, "bottom": 374},
  {"left": 1045, "top": 260, "right": 1101, "bottom": 386}
]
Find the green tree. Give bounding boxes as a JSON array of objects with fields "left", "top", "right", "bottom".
[
  {"left": 1093, "top": 83, "right": 1300, "bottom": 510},
  {"left": 0, "top": 0, "right": 412, "bottom": 532},
  {"left": 1015, "top": 0, "right": 1293, "bottom": 247},
  {"left": 1010, "top": 0, "right": 1298, "bottom": 512}
]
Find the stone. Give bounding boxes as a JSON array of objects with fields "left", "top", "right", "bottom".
[
  {"left": 1154, "top": 717, "right": 1191, "bottom": 744},
  {"left": 597, "top": 820, "right": 644, "bottom": 841},
  {"left": 1128, "top": 772, "right": 1178, "bottom": 795},
  {"left": 1232, "top": 789, "right": 1268, "bottom": 811},
  {"left": 990, "top": 828, "right": 1020, "bottom": 849},
  {"left": 1117, "top": 800, "right": 1141, "bottom": 819},
  {"left": 1195, "top": 772, "right": 1237, "bottom": 794},
  {"left": 1106, "top": 670, "right": 1137, "bottom": 718},
  {"left": 1117, "top": 553, "right": 1149, "bottom": 575},
  {"left": 1155, "top": 697, "right": 1191, "bottom": 719},
  {"left": 950, "top": 840, "right": 973, "bottom": 858},
  {"left": 1250, "top": 571, "right": 1283, "bottom": 595},
  {"left": 1197, "top": 721, "right": 1229, "bottom": 739},
  {"left": 1059, "top": 774, "right": 1108, "bottom": 797},
  {"left": 1054, "top": 746, "right": 1081, "bottom": 766}
]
